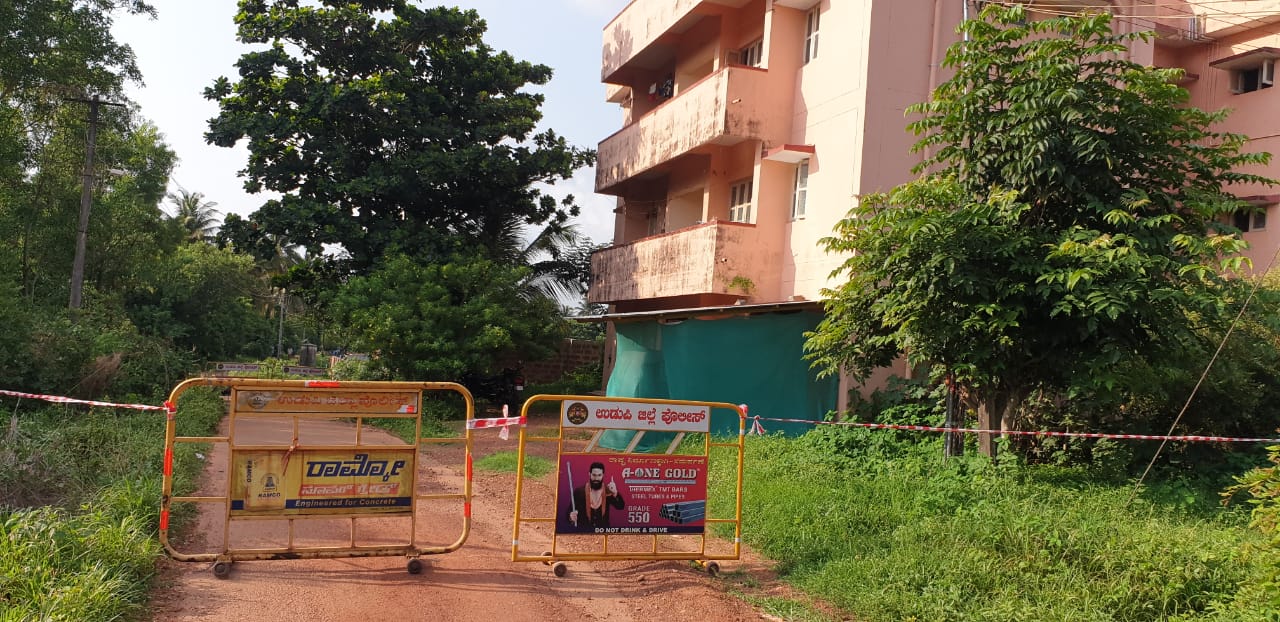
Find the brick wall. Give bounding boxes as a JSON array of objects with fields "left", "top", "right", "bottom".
[{"left": 519, "top": 338, "right": 604, "bottom": 384}]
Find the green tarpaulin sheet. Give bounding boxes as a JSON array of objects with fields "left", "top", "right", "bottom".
[{"left": 600, "top": 311, "right": 837, "bottom": 451}]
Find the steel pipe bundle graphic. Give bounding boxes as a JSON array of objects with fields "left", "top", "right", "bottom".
[{"left": 659, "top": 500, "right": 706, "bottom": 524}]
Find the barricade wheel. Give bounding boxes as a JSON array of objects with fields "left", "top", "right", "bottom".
[
  {"left": 407, "top": 558, "right": 424, "bottom": 575},
  {"left": 540, "top": 550, "right": 553, "bottom": 566},
  {"left": 552, "top": 561, "right": 568, "bottom": 577},
  {"left": 212, "top": 561, "right": 231, "bottom": 579},
  {"left": 705, "top": 562, "right": 720, "bottom": 577}
]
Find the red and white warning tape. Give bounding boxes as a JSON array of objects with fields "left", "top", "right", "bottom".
[
  {"left": 746, "top": 415, "right": 1280, "bottom": 443},
  {"left": 466, "top": 415, "right": 527, "bottom": 429},
  {"left": 741, "top": 404, "right": 765, "bottom": 436},
  {"left": 1, "top": 388, "right": 168, "bottom": 412},
  {"left": 468, "top": 405, "right": 524, "bottom": 439},
  {"left": 12, "top": 386, "right": 1267, "bottom": 444}
]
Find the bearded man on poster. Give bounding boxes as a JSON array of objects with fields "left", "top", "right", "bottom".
[{"left": 568, "top": 462, "right": 625, "bottom": 529}]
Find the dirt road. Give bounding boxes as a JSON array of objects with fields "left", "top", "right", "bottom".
[{"left": 148, "top": 415, "right": 782, "bottom": 621}]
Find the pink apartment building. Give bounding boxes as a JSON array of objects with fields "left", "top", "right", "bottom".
[{"left": 585, "top": 0, "right": 1280, "bottom": 434}]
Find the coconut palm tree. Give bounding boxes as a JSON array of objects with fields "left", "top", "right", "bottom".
[
  {"left": 484, "top": 214, "right": 600, "bottom": 303},
  {"left": 166, "top": 188, "right": 221, "bottom": 243}
]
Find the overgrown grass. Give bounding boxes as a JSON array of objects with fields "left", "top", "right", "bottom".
[
  {"left": 474, "top": 451, "right": 553, "bottom": 478},
  {"left": 707, "top": 430, "right": 1270, "bottom": 621},
  {"left": 0, "top": 387, "right": 224, "bottom": 621},
  {"left": 365, "top": 395, "right": 464, "bottom": 443}
]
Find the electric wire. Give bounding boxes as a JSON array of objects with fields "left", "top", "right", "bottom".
[
  {"left": 980, "top": 0, "right": 1280, "bottom": 53},
  {"left": 1128, "top": 240, "right": 1280, "bottom": 503}
]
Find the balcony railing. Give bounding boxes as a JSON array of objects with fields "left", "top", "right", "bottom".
[
  {"left": 595, "top": 66, "right": 781, "bottom": 193},
  {"left": 588, "top": 220, "right": 766, "bottom": 304}
]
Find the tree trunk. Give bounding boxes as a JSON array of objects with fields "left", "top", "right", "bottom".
[
  {"left": 944, "top": 373, "right": 964, "bottom": 458},
  {"left": 977, "top": 395, "right": 999, "bottom": 458},
  {"left": 975, "top": 388, "right": 1028, "bottom": 459}
]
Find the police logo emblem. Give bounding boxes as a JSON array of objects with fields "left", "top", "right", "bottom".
[{"left": 566, "top": 402, "right": 589, "bottom": 425}]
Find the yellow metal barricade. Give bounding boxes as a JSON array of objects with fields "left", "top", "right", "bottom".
[
  {"left": 161, "top": 378, "right": 473, "bottom": 577},
  {"left": 511, "top": 395, "right": 745, "bottom": 577}
]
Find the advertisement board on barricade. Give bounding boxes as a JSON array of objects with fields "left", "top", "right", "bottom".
[
  {"left": 554, "top": 453, "right": 707, "bottom": 535},
  {"left": 559, "top": 399, "right": 711, "bottom": 433},
  {"left": 160, "top": 378, "right": 474, "bottom": 579},
  {"left": 230, "top": 449, "right": 416, "bottom": 515},
  {"left": 233, "top": 388, "right": 419, "bottom": 414},
  {"left": 512, "top": 394, "right": 745, "bottom": 578}
]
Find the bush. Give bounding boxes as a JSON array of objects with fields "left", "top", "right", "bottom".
[
  {"left": 0, "top": 506, "right": 158, "bottom": 622},
  {"left": 527, "top": 360, "right": 602, "bottom": 396},
  {"left": 330, "top": 357, "right": 388, "bottom": 381},
  {"left": 1200, "top": 443, "right": 1280, "bottom": 618}
]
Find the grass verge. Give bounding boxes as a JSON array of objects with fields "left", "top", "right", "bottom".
[
  {"left": 0, "top": 388, "right": 224, "bottom": 621},
  {"left": 475, "top": 451, "right": 553, "bottom": 478},
  {"left": 706, "top": 431, "right": 1267, "bottom": 621}
]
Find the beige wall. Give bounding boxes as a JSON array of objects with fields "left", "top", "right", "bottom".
[{"left": 1154, "top": 8, "right": 1280, "bottom": 273}]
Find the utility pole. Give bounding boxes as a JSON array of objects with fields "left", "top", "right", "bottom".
[
  {"left": 66, "top": 94, "right": 125, "bottom": 313},
  {"left": 276, "top": 288, "right": 286, "bottom": 358}
]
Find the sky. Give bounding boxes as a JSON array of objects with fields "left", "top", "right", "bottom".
[{"left": 110, "top": 0, "right": 630, "bottom": 246}]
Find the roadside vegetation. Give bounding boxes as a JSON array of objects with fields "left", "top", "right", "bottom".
[
  {"left": 1, "top": 388, "right": 224, "bottom": 621},
  {"left": 475, "top": 452, "right": 554, "bottom": 478},
  {"left": 707, "top": 396, "right": 1279, "bottom": 620},
  {"left": 5, "top": 2, "right": 1280, "bottom": 621}
]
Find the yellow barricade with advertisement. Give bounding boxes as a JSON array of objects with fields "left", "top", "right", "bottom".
[
  {"left": 161, "top": 378, "right": 474, "bottom": 578},
  {"left": 511, "top": 395, "right": 745, "bottom": 577}
]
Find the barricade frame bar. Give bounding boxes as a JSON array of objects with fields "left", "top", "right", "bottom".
[
  {"left": 510, "top": 395, "right": 745, "bottom": 576},
  {"left": 160, "top": 378, "right": 474, "bottom": 575}
]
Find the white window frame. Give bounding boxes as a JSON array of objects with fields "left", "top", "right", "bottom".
[
  {"left": 741, "top": 38, "right": 764, "bottom": 68},
  {"left": 791, "top": 160, "right": 809, "bottom": 220},
  {"left": 1231, "top": 58, "right": 1275, "bottom": 94},
  {"left": 1234, "top": 205, "right": 1270, "bottom": 232},
  {"left": 729, "top": 179, "right": 753, "bottom": 223},
  {"left": 804, "top": 7, "right": 820, "bottom": 65}
]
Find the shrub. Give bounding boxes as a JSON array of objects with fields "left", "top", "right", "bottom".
[{"left": 1202, "top": 443, "right": 1280, "bottom": 618}]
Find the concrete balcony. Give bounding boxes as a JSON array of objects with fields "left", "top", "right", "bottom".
[
  {"left": 1199, "top": 1, "right": 1280, "bottom": 38},
  {"left": 602, "top": 0, "right": 751, "bottom": 84},
  {"left": 595, "top": 66, "right": 782, "bottom": 194},
  {"left": 588, "top": 220, "right": 766, "bottom": 304}
]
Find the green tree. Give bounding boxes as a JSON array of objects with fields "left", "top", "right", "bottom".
[
  {"left": 215, "top": 213, "right": 304, "bottom": 278},
  {"left": 165, "top": 188, "right": 221, "bottom": 243},
  {"left": 204, "top": 1, "right": 594, "bottom": 276},
  {"left": 6, "top": 105, "right": 175, "bottom": 306},
  {"left": 126, "top": 243, "right": 273, "bottom": 360},
  {"left": 488, "top": 215, "right": 601, "bottom": 303},
  {"left": 329, "top": 253, "right": 565, "bottom": 381},
  {"left": 804, "top": 6, "right": 1274, "bottom": 456},
  {"left": 0, "top": 0, "right": 159, "bottom": 305}
]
